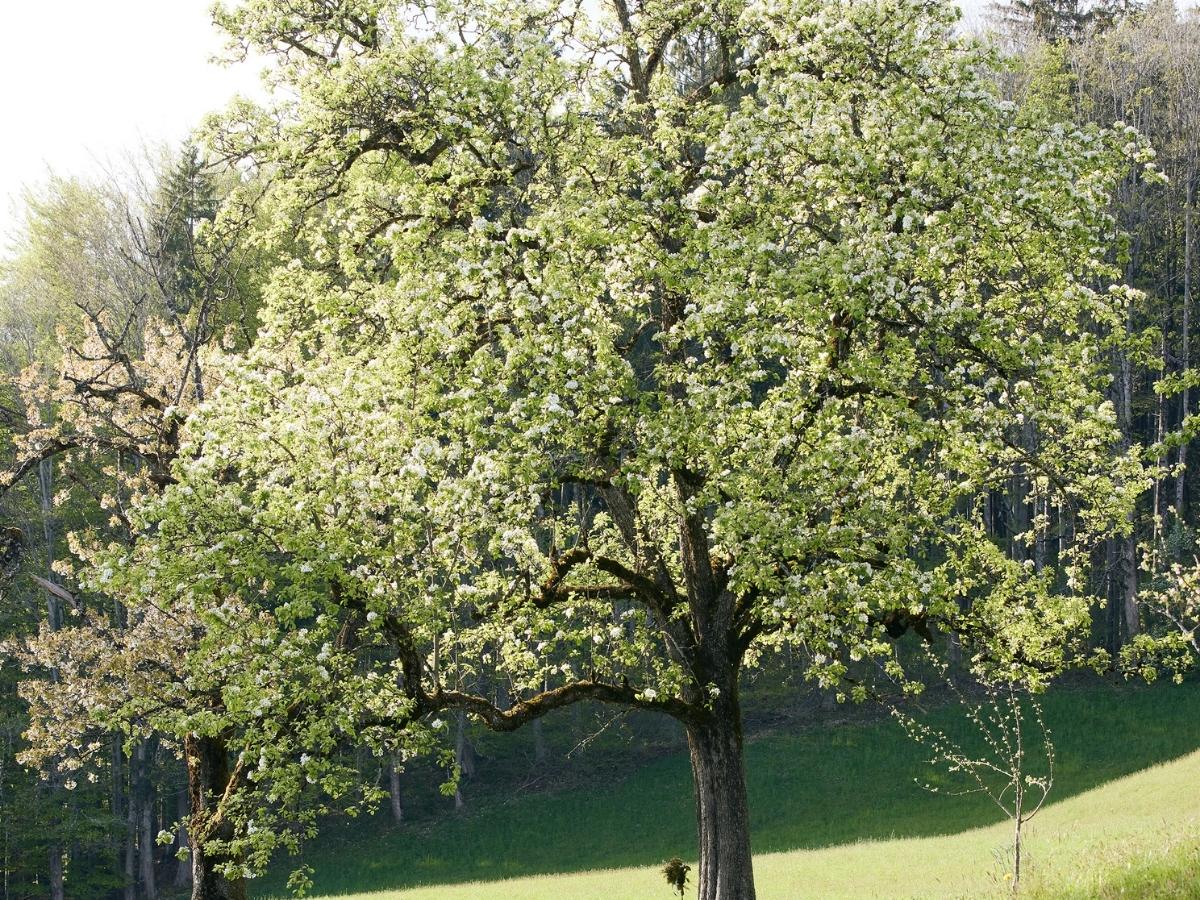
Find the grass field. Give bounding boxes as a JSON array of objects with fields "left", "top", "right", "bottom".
[
  {"left": 302, "top": 747, "right": 1200, "bottom": 899},
  {"left": 255, "top": 680, "right": 1200, "bottom": 898}
]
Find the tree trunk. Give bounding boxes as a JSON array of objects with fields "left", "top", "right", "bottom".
[
  {"left": 138, "top": 741, "right": 158, "bottom": 900},
  {"left": 1120, "top": 531, "right": 1139, "bottom": 640},
  {"left": 141, "top": 801, "right": 159, "bottom": 900},
  {"left": 37, "top": 459, "right": 61, "bottom": 631},
  {"left": 124, "top": 781, "right": 137, "bottom": 900},
  {"left": 1104, "top": 538, "right": 1121, "bottom": 653},
  {"left": 186, "top": 735, "right": 246, "bottom": 900},
  {"left": 532, "top": 718, "right": 547, "bottom": 764},
  {"left": 1011, "top": 420, "right": 1035, "bottom": 564},
  {"left": 1178, "top": 174, "right": 1194, "bottom": 516},
  {"left": 453, "top": 709, "right": 475, "bottom": 812},
  {"left": 174, "top": 788, "right": 192, "bottom": 888},
  {"left": 38, "top": 460, "right": 71, "bottom": 900},
  {"left": 1111, "top": 331, "right": 1139, "bottom": 645},
  {"left": 1012, "top": 817, "right": 1023, "bottom": 894},
  {"left": 47, "top": 846, "right": 64, "bottom": 900},
  {"left": 388, "top": 759, "right": 404, "bottom": 824},
  {"left": 686, "top": 704, "right": 756, "bottom": 900},
  {"left": 110, "top": 738, "right": 134, "bottom": 900}
]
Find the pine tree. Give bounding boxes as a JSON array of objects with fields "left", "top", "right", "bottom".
[
  {"left": 992, "top": 0, "right": 1142, "bottom": 44},
  {"left": 152, "top": 144, "right": 218, "bottom": 316}
]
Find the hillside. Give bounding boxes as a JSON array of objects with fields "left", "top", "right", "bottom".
[
  {"left": 255, "top": 680, "right": 1200, "bottom": 898},
  {"left": 308, "top": 747, "right": 1200, "bottom": 899}
]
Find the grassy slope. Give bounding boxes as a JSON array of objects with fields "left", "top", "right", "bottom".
[
  {"left": 325, "top": 747, "right": 1200, "bottom": 899},
  {"left": 256, "top": 681, "right": 1200, "bottom": 898}
]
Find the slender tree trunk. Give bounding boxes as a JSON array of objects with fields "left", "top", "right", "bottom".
[
  {"left": 36, "top": 459, "right": 69, "bottom": 899},
  {"left": 1, "top": 730, "right": 8, "bottom": 900},
  {"left": 36, "top": 461, "right": 61, "bottom": 630},
  {"left": 138, "top": 740, "right": 158, "bottom": 900},
  {"left": 1121, "top": 532, "right": 1139, "bottom": 640},
  {"left": 1033, "top": 496, "right": 1046, "bottom": 574},
  {"left": 1155, "top": 324, "right": 1167, "bottom": 528},
  {"left": 124, "top": 778, "right": 137, "bottom": 900},
  {"left": 1105, "top": 539, "right": 1122, "bottom": 653},
  {"left": 1010, "top": 471, "right": 1030, "bottom": 563},
  {"left": 532, "top": 718, "right": 547, "bottom": 764},
  {"left": 186, "top": 735, "right": 246, "bottom": 900},
  {"left": 453, "top": 709, "right": 475, "bottom": 812},
  {"left": 174, "top": 788, "right": 191, "bottom": 888},
  {"left": 110, "top": 738, "right": 132, "bottom": 900},
  {"left": 141, "top": 801, "right": 158, "bottom": 900},
  {"left": 47, "top": 847, "right": 64, "bottom": 900},
  {"left": 388, "top": 759, "right": 404, "bottom": 824},
  {"left": 1012, "top": 816, "right": 1023, "bottom": 894},
  {"left": 686, "top": 700, "right": 756, "bottom": 900},
  {"left": 1057, "top": 503, "right": 1068, "bottom": 566},
  {"left": 1179, "top": 175, "right": 1194, "bottom": 516},
  {"left": 1112, "top": 332, "right": 1139, "bottom": 643}
]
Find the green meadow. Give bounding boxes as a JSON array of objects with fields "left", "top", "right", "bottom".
[{"left": 256, "top": 680, "right": 1200, "bottom": 899}]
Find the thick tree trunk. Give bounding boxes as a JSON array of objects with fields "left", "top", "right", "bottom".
[
  {"left": 686, "top": 705, "right": 756, "bottom": 900},
  {"left": 186, "top": 735, "right": 246, "bottom": 900}
]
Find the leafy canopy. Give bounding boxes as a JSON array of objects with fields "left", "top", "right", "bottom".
[{"left": 20, "top": 0, "right": 1152, "bottom": 871}]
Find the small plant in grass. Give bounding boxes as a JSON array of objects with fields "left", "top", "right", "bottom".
[
  {"left": 890, "top": 653, "right": 1054, "bottom": 893},
  {"left": 663, "top": 857, "right": 691, "bottom": 897}
]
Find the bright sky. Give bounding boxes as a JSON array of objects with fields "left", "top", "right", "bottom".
[
  {"left": 0, "top": 1, "right": 263, "bottom": 250},
  {"left": 0, "top": 0, "right": 1002, "bottom": 254}
]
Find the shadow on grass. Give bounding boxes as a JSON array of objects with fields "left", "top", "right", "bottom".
[{"left": 253, "top": 679, "right": 1200, "bottom": 898}]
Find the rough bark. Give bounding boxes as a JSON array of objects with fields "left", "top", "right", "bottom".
[
  {"left": 186, "top": 735, "right": 247, "bottom": 900},
  {"left": 686, "top": 700, "right": 756, "bottom": 900}
]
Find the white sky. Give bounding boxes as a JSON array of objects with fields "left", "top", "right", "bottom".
[
  {"left": 0, "top": 1, "right": 263, "bottom": 251},
  {"left": 0, "top": 0, "right": 1000, "bottom": 254}
]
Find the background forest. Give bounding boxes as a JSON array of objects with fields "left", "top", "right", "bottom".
[{"left": 1, "top": 0, "right": 1199, "bottom": 898}]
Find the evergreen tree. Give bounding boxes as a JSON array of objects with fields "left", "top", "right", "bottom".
[
  {"left": 992, "top": 0, "right": 1141, "bottom": 44},
  {"left": 152, "top": 144, "right": 218, "bottom": 317}
]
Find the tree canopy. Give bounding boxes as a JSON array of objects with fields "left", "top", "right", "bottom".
[{"left": 2, "top": 0, "right": 1163, "bottom": 897}]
